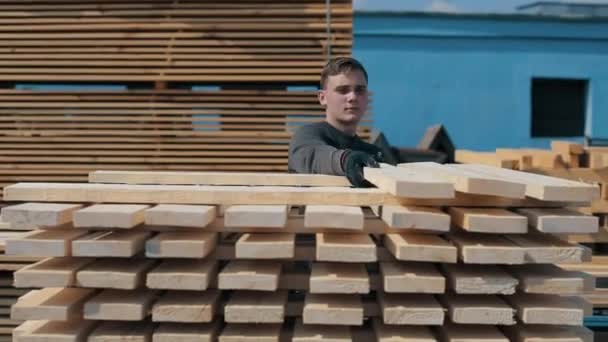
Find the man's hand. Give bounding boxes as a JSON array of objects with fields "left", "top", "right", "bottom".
[{"left": 341, "top": 150, "right": 379, "bottom": 187}]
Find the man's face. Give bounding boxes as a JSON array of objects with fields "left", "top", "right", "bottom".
[{"left": 318, "top": 70, "right": 368, "bottom": 128}]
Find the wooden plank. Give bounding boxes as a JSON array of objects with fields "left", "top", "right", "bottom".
[
  {"left": 84, "top": 289, "right": 159, "bottom": 321},
  {"left": 144, "top": 204, "right": 216, "bottom": 228},
  {"left": 224, "top": 290, "right": 287, "bottom": 323},
  {"left": 14, "top": 257, "right": 94, "bottom": 288},
  {"left": 438, "top": 323, "right": 509, "bottom": 342},
  {"left": 310, "top": 262, "right": 369, "bottom": 294},
  {"left": 398, "top": 162, "right": 525, "bottom": 198},
  {"left": 364, "top": 164, "right": 455, "bottom": 198},
  {"left": 509, "top": 264, "right": 593, "bottom": 295},
  {"left": 90, "top": 170, "right": 351, "bottom": 187},
  {"left": 379, "top": 261, "right": 445, "bottom": 294},
  {"left": 505, "top": 293, "right": 589, "bottom": 325},
  {"left": 219, "top": 323, "right": 282, "bottom": 342},
  {"left": 455, "top": 163, "right": 599, "bottom": 202},
  {"left": 448, "top": 233, "right": 525, "bottom": 265},
  {"left": 384, "top": 233, "right": 457, "bottom": 263},
  {"left": 146, "top": 258, "right": 217, "bottom": 291},
  {"left": 13, "top": 320, "right": 48, "bottom": 341},
  {"left": 303, "top": 293, "right": 363, "bottom": 326},
  {"left": 15, "top": 319, "right": 97, "bottom": 342},
  {"left": 304, "top": 205, "right": 364, "bottom": 230},
  {"left": 440, "top": 264, "right": 518, "bottom": 294},
  {"left": 225, "top": 205, "right": 288, "bottom": 228},
  {"left": 11, "top": 287, "right": 95, "bottom": 321},
  {"left": 502, "top": 324, "right": 593, "bottom": 342},
  {"left": 316, "top": 233, "right": 377, "bottom": 263},
  {"left": 377, "top": 292, "right": 444, "bottom": 326},
  {"left": 72, "top": 230, "right": 151, "bottom": 257},
  {"left": 439, "top": 293, "right": 515, "bottom": 325},
  {"left": 293, "top": 319, "right": 351, "bottom": 341},
  {"left": 6, "top": 229, "right": 89, "bottom": 257},
  {"left": 218, "top": 260, "right": 281, "bottom": 291},
  {"left": 145, "top": 231, "right": 217, "bottom": 258},
  {"left": 152, "top": 289, "right": 220, "bottom": 323},
  {"left": 515, "top": 208, "right": 598, "bottom": 234},
  {"left": 4, "top": 182, "right": 587, "bottom": 207},
  {"left": 88, "top": 321, "right": 153, "bottom": 342},
  {"left": 235, "top": 233, "right": 295, "bottom": 259},
  {"left": 376, "top": 205, "right": 449, "bottom": 232},
  {"left": 455, "top": 150, "right": 517, "bottom": 169},
  {"left": 153, "top": 321, "right": 220, "bottom": 342},
  {"left": 449, "top": 207, "right": 527, "bottom": 234},
  {"left": 1, "top": 203, "right": 81, "bottom": 228},
  {"left": 505, "top": 234, "right": 591, "bottom": 264},
  {"left": 76, "top": 258, "right": 157, "bottom": 289},
  {"left": 73, "top": 204, "right": 148, "bottom": 228}
]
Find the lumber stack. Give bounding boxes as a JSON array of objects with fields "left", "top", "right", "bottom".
[
  {"left": 0, "top": 0, "right": 360, "bottom": 199},
  {"left": 0, "top": 89, "right": 372, "bottom": 198},
  {"left": 0, "top": 0, "right": 351, "bottom": 83},
  {"left": 457, "top": 142, "right": 608, "bottom": 324},
  {"left": 0, "top": 162, "right": 600, "bottom": 341}
]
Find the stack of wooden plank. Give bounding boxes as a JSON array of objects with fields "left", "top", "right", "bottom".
[
  {"left": 0, "top": 162, "right": 601, "bottom": 341},
  {"left": 0, "top": 0, "right": 361, "bottom": 199},
  {"left": 0, "top": 0, "right": 351, "bottom": 83},
  {"left": 0, "top": 89, "right": 372, "bottom": 198}
]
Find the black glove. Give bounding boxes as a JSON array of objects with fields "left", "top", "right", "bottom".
[{"left": 341, "top": 150, "right": 380, "bottom": 187}]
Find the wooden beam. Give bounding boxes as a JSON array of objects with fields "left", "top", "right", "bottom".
[
  {"left": 219, "top": 323, "right": 282, "bottom": 342},
  {"left": 303, "top": 293, "right": 363, "bottom": 326},
  {"left": 379, "top": 261, "right": 445, "bottom": 294},
  {"left": 438, "top": 323, "right": 509, "bottom": 342},
  {"left": 1, "top": 202, "right": 81, "bottom": 228},
  {"left": 305, "top": 205, "right": 364, "bottom": 230},
  {"left": 146, "top": 231, "right": 217, "bottom": 258},
  {"left": 153, "top": 321, "right": 220, "bottom": 342},
  {"left": 505, "top": 234, "right": 591, "bottom": 264},
  {"left": 293, "top": 319, "right": 352, "bottom": 341},
  {"left": 309, "top": 262, "right": 369, "bottom": 294},
  {"left": 225, "top": 205, "right": 288, "bottom": 228},
  {"left": 448, "top": 233, "right": 525, "bottom": 265},
  {"left": 146, "top": 258, "right": 217, "bottom": 291},
  {"left": 224, "top": 290, "right": 287, "bottom": 323},
  {"left": 145, "top": 204, "right": 216, "bottom": 228},
  {"left": 88, "top": 321, "right": 153, "bottom": 342},
  {"left": 73, "top": 204, "right": 148, "bottom": 229},
  {"left": 509, "top": 264, "right": 593, "bottom": 295},
  {"left": 90, "top": 170, "right": 350, "bottom": 187},
  {"left": 235, "top": 233, "right": 295, "bottom": 259},
  {"left": 502, "top": 324, "right": 593, "bottom": 342},
  {"left": 316, "top": 233, "right": 377, "bottom": 263},
  {"left": 505, "top": 293, "right": 589, "bottom": 325},
  {"left": 384, "top": 233, "right": 457, "bottom": 263},
  {"left": 84, "top": 289, "right": 159, "bottom": 321},
  {"left": 516, "top": 208, "right": 598, "bottom": 234},
  {"left": 439, "top": 293, "right": 515, "bottom": 325},
  {"left": 76, "top": 258, "right": 157, "bottom": 289},
  {"left": 11, "top": 287, "right": 95, "bottom": 321},
  {"left": 449, "top": 207, "right": 527, "bottom": 234},
  {"left": 378, "top": 292, "right": 444, "bottom": 325},
  {"left": 440, "top": 264, "right": 518, "bottom": 294},
  {"left": 364, "top": 164, "right": 455, "bottom": 198},
  {"left": 72, "top": 230, "right": 151, "bottom": 257},
  {"left": 6, "top": 229, "right": 89, "bottom": 257},
  {"left": 218, "top": 260, "right": 281, "bottom": 291},
  {"left": 152, "top": 290, "right": 220, "bottom": 323},
  {"left": 15, "top": 320, "right": 97, "bottom": 342},
  {"left": 377, "top": 205, "right": 450, "bottom": 232},
  {"left": 14, "top": 257, "right": 94, "bottom": 288}
]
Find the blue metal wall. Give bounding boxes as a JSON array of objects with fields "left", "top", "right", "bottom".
[{"left": 353, "top": 12, "right": 608, "bottom": 150}]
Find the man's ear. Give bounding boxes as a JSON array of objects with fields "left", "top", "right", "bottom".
[{"left": 318, "top": 89, "right": 327, "bottom": 107}]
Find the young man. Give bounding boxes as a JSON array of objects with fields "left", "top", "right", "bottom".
[{"left": 288, "top": 57, "right": 382, "bottom": 187}]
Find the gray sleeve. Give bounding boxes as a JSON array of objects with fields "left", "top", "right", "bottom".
[{"left": 288, "top": 127, "right": 346, "bottom": 175}]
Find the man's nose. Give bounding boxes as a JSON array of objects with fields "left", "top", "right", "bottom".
[{"left": 346, "top": 90, "right": 357, "bottom": 101}]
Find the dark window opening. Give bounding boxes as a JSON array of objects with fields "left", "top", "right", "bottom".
[{"left": 531, "top": 78, "right": 587, "bottom": 137}]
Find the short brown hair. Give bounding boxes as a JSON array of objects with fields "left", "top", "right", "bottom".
[{"left": 320, "top": 57, "right": 368, "bottom": 89}]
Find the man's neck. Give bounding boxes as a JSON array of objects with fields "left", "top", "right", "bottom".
[{"left": 325, "top": 118, "right": 357, "bottom": 137}]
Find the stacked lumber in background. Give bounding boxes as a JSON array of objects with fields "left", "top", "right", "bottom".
[
  {"left": 0, "top": 89, "right": 372, "bottom": 198},
  {"left": 0, "top": 162, "right": 600, "bottom": 341},
  {"left": 0, "top": 0, "right": 351, "bottom": 83},
  {"left": 0, "top": 0, "right": 359, "bottom": 199}
]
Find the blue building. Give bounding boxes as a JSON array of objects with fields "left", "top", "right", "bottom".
[{"left": 353, "top": 7, "right": 608, "bottom": 151}]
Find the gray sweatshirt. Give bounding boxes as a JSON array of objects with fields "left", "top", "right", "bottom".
[{"left": 288, "top": 121, "right": 381, "bottom": 175}]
